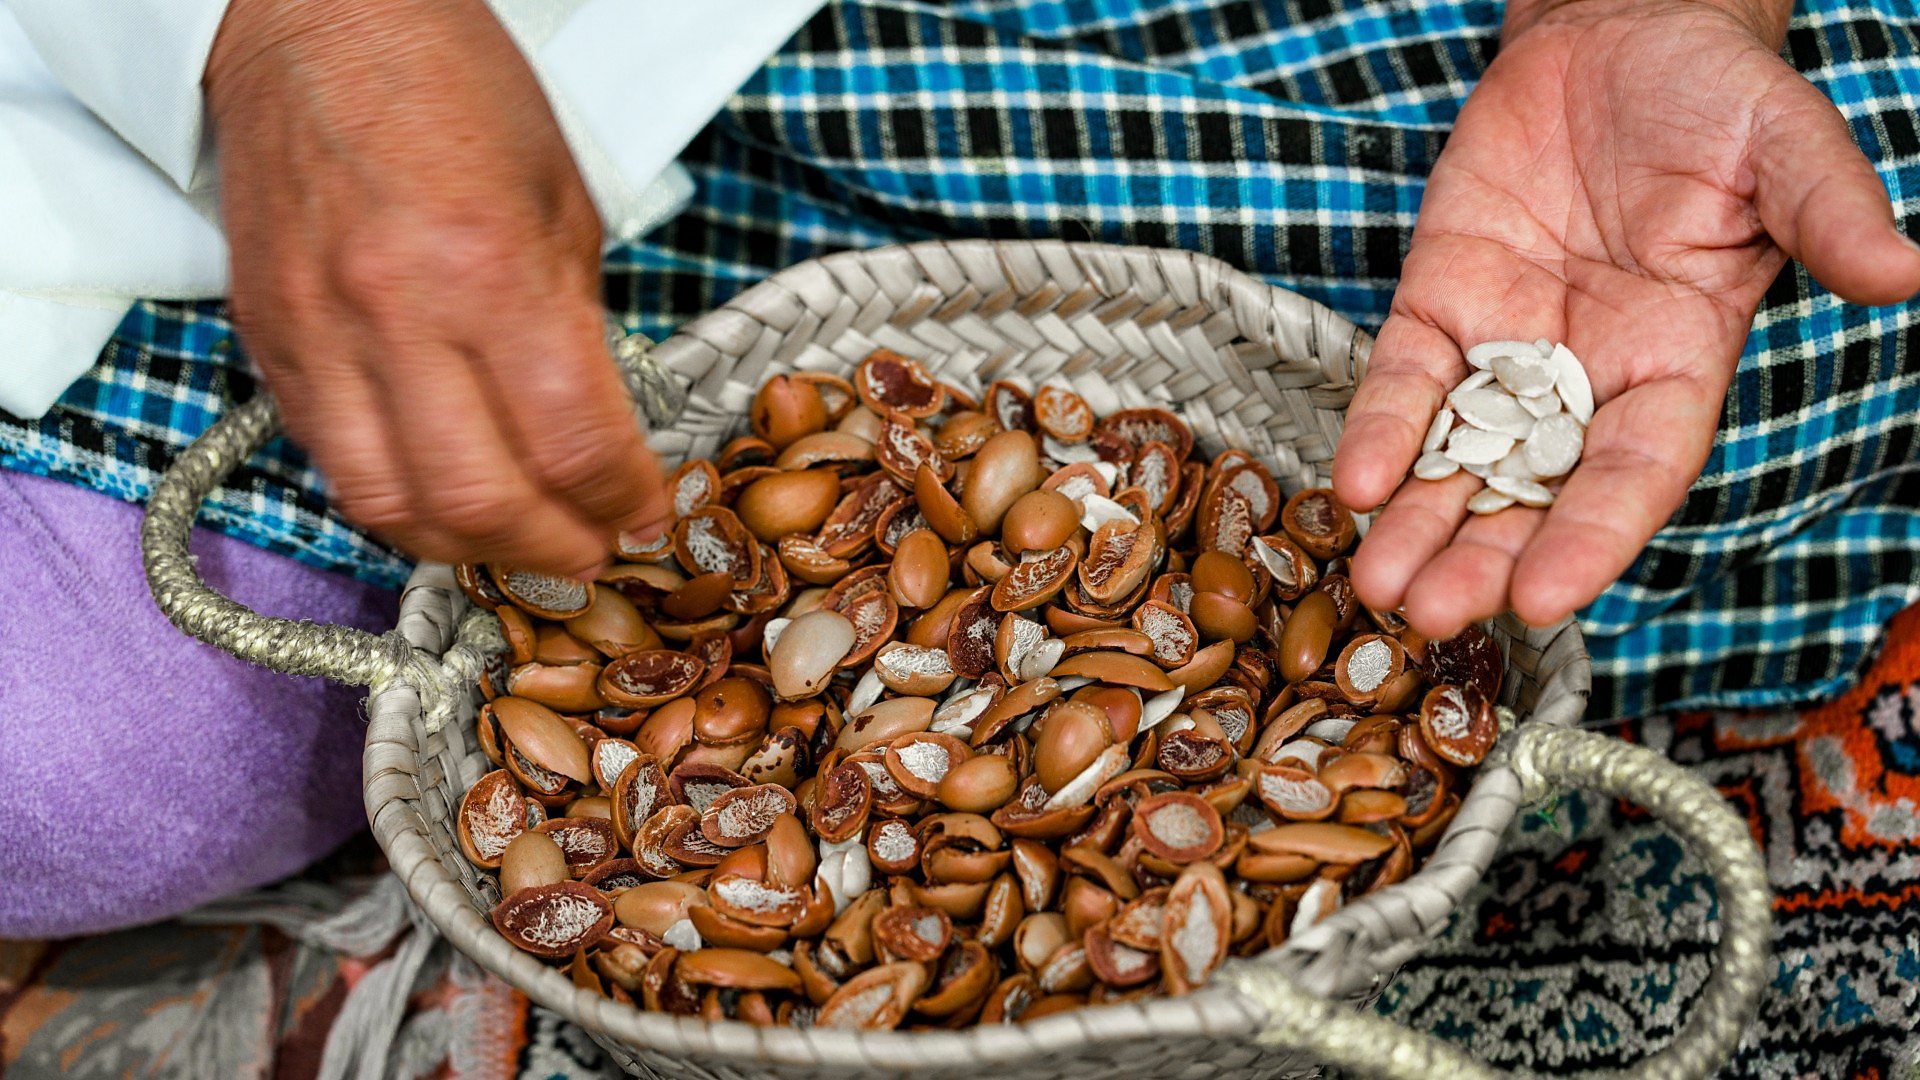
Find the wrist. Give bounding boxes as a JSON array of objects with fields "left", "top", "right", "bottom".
[{"left": 1501, "top": 0, "right": 1792, "bottom": 49}]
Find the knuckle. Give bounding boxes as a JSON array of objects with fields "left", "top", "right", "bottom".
[
  {"left": 333, "top": 219, "right": 519, "bottom": 313},
  {"left": 526, "top": 434, "right": 638, "bottom": 504}
]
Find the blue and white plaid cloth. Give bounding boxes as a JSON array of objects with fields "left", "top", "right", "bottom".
[{"left": 4, "top": 0, "right": 1917, "bottom": 721}]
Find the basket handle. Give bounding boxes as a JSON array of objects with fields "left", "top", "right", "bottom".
[
  {"left": 139, "top": 331, "right": 680, "bottom": 695},
  {"left": 1227, "top": 723, "right": 1772, "bottom": 1079}
]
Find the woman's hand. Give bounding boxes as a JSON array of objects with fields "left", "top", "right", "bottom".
[
  {"left": 206, "top": 0, "right": 670, "bottom": 577},
  {"left": 1332, "top": 0, "right": 1920, "bottom": 638}
]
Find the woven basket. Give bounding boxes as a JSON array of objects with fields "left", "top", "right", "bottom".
[{"left": 142, "top": 241, "right": 1771, "bottom": 1079}]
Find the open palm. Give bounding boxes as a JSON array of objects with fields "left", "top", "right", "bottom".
[{"left": 1333, "top": 1, "right": 1920, "bottom": 638}]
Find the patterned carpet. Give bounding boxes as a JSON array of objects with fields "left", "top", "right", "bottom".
[{"left": 5, "top": 608, "right": 1920, "bottom": 1079}]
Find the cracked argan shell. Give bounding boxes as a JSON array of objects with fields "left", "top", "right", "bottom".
[
  {"left": 673, "top": 507, "right": 761, "bottom": 588},
  {"left": 598, "top": 650, "right": 706, "bottom": 709},
  {"left": 856, "top": 349, "right": 946, "bottom": 419},
  {"left": 1084, "top": 922, "right": 1160, "bottom": 988},
  {"left": 458, "top": 769, "right": 528, "bottom": 868},
  {"left": 1419, "top": 683, "right": 1497, "bottom": 766},
  {"left": 533, "top": 816, "right": 618, "bottom": 878},
  {"left": 610, "top": 754, "right": 671, "bottom": 854},
  {"left": 817, "top": 962, "right": 929, "bottom": 1030},
  {"left": 491, "top": 881, "right": 613, "bottom": 959},
  {"left": 1131, "top": 600, "right": 1197, "bottom": 668},
  {"left": 990, "top": 545, "right": 1078, "bottom": 613},
  {"left": 1159, "top": 862, "right": 1230, "bottom": 994},
  {"left": 818, "top": 473, "right": 909, "bottom": 561},
  {"left": 1131, "top": 791, "right": 1224, "bottom": 865},
  {"left": 808, "top": 760, "right": 873, "bottom": 843},
  {"left": 1427, "top": 624, "right": 1505, "bottom": 700},
  {"left": 701, "top": 784, "right": 798, "bottom": 847},
  {"left": 668, "top": 460, "right": 721, "bottom": 518},
  {"left": 874, "top": 905, "right": 953, "bottom": 962},
  {"left": 871, "top": 641, "right": 957, "bottom": 697},
  {"left": 1079, "top": 519, "right": 1157, "bottom": 605},
  {"left": 489, "top": 567, "right": 594, "bottom": 620},
  {"left": 1033, "top": 385, "right": 1094, "bottom": 442},
  {"left": 1281, "top": 487, "right": 1356, "bottom": 560}
]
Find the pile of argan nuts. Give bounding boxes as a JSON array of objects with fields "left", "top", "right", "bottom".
[{"left": 453, "top": 349, "right": 1504, "bottom": 1032}]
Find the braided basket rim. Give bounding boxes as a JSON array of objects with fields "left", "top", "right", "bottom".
[{"left": 367, "top": 239, "right": 1592, "bottom": 1074}]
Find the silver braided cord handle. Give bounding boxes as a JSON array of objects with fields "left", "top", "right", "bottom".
[
  {"left": 140, "top": 394, "right": 417, "bottom": 687},
  {"left": 1226, "top": 724, "right": 1773, "bottom": 1079}
]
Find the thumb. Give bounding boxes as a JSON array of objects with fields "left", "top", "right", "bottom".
[{"left": 1751, "top": 77, "right": 1920, "bottom": 306}]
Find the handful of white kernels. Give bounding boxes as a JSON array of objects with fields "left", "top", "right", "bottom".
[{"left": 1413, "top": 339, "right": 1592, "bottom": 514}]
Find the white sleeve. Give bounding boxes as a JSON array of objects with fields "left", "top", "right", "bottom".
[{"left": 3, "top": 0, "right": 229, "bottom": 190}]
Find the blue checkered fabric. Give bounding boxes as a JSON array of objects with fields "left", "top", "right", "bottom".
[{"left": 5, "top": 0, "right": 1918, "bottom": 722}]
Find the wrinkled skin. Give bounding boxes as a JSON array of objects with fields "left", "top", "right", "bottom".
[
  {"left": 1335, "top": 0, "right": 1920, "bottom": 637},
  {"left": 205, "top": 0, "right": 670, "bottom": 577}
]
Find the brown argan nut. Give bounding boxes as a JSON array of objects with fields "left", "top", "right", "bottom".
[
  {"left": 1187, "top": 591, "right": 1256, "bottom": 643},
  {"left": 836, "top": 696, "right": 936, "bottom": 752},
  {"left": 691, "top": 677, "right": 773, "bottom": 747},
  {"left": 1256, "top": 763, "right": 1336, "bottom": 821},
  {"left": 1032, "top": 702, "right": 1114, "bottom": 794},
  {"left": 1033, "top": 384, "right": 1094, "bottom": 442},
  {"left": 688, "top": 903, "right": 789, "bottom": 951},
  {"left": 937, "top": 753, "right": 1020, "bottom": 813},
  {"left": 458, "top": 769, "right": 529, "bottom": 869},
  {"left": 768, "top": 609, "right": 855, "bottom": 701},
  {"left": 1107, "top": 887, "right": 1169, "bottom": 950},
  {"left": 498, "top": 828, "right": 569, "bottom": 895},
  {"left": 1001, "top": 489, "right": 1080, "bottom": 556},
  {"left": 1189, "top": 550, "right": 1256, "bottom": 603},
  {"left": 867, "top": 818, "right": 922, "bottom": 876},
  {"left": 915, "top": 940, "right": 998, "bottom": 1017},
  {"left": 491, "top": 697, "right": 592, "bottom": 785},
  {"left": 889, "top": 529, "right": 953, "bottom": 611},
  {"left": 708, "top": 872, "right": 809, "bottom": 928},
  {"left": 817, "top": 962, "right": 930, "bottom": 1030},
  {"left": 733, "top": 469, "right": 842, "bottom": 543},
  {"left": 914, "top": 463, "right": 978, "bottom": 545},
  {"left": 1277, "top": 589, "right": 1337, "bottom": 683},
  {"left": 599, "top": 650, "right": 706, "bottom": 709},
  {"left": 503, "top": 661, "right": 606, "bottom": 714},
  {"left": 1132, "top": 599, "right": 1198, "bottom": 668},
  {"left": 1280, "top": 487, "right": 1356, "bottom": 560},
  {"left": 1247, "top": 822, "right": 1396, "bottom": 864},
  {"left": 1049, "top": 650, "right": 1174, "bottom": 691},
  {"left": 1160, "top": 862, "right": 1231, "bottom": 994},
  {"left": 750, "top": 375, "right": 830, "bottom": 450},
  {"left": 533, "top": 816, "right": 618, "bottom": 878},
  {"left": 491, "top": 881, "right": 613, "bottom": 958},
  {"left": 677, "top": 948, "right": 804, "bottom": 992},
  {"left": 614, "top": 880, "right": 709, "bottom": 936},
  {"left": 964, "top": 430, "right": 1045, "bottom": 536},
  {"left": 668, "top": 459, "right": 722, "bottom": 519}
]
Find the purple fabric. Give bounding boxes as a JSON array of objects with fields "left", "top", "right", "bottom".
[{"left": 0, "top": 469, "right": 396, "bottom": 938}]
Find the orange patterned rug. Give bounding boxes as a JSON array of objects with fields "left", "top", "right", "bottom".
[{"left": 6, "top": 606, "right": 1920, "bottom": 1079}]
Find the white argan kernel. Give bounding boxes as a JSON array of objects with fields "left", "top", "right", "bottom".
[
  {"left": 1444, "top": 427, "right": 1515, "bottom": 465},
  {"left": 1551, "top": 343, "right": 1594, "bottom": 423},
  {"left": 1413, "top": 451, "right": 1460, "bottom": 481},
  {"left": 1464, "top": 340, "right": 1544, "bottom": 369},
  {"left": 1456, "top": 369, "right": 1496, "bottom": 394},
  {"left": 1487, "top": 475, "right": 1555, "bottom": 507},
  {"left": 1523, "top": 412, "right": 1584, "bottom": 478},
  {"left": 1422, "top": 407, "right": 1454, "bottom": 453},
  {"left": 1449, "top": 388, "right": 1536, "bottom": 439},
  {"left": 1492, "top": 352, "right": 1557, "bottom": 397},
  {"left": 1519, "top": 391, "right": 1562, "bottom": 419},
  {"left": 1466, "top": 486, "right": 1517, "bottom": 515}
]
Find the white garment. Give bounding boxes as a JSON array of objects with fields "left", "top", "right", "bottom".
[{"left": 0, "top": 0, "right": 825, "bottom": 419}]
